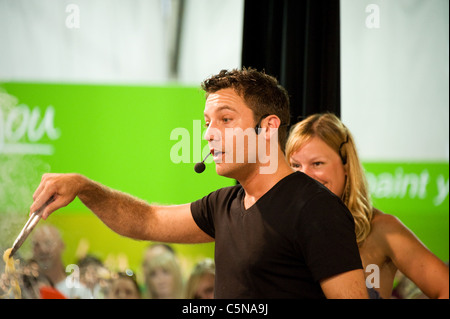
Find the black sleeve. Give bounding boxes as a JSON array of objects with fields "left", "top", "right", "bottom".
[
  {"left": 190, "top": 191, "right": 217, "bottom": 239},
  {"left": 296, "top": 192, "right": 363, "bottom": 282}
]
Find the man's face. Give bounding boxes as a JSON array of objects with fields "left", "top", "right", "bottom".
[{"left": 203, "top": 88, "right": 258, "bottom": 178}]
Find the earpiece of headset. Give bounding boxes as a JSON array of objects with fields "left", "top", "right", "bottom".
[
  {"left": 254, "top": 114, "right": 270, "bottom": 135},
  {"left": 255, "top": 114, "right": 289, "bottom": 134}
]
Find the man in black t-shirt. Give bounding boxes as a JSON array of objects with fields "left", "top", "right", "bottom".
[
  {"left": 30, "top": 68, "right": 369, "bottom": 298},
  {"left": 191, "top": 172, "right": 362, "bottom": 298}
]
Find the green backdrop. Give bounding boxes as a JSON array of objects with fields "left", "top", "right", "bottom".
[
  {"left": 1, "top": 83, "right": 448, "bottom": 283},
  {"left": 0, "top": 82, "right": 234, "bottom": 280}
]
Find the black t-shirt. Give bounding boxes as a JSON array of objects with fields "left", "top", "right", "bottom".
[{"left": 190, "top": 172, "right": 363, "bottom": 299}]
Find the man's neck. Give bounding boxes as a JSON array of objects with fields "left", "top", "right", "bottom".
[{"left": 239, "top": 154, "right": 294, "bottom": 210}]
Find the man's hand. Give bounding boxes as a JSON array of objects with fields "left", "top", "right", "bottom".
[{"left": 30, "top": 173, "right": 85, "bottom": 220}]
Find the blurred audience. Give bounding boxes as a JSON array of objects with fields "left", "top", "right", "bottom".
[
  {"left": 31, "top": 225, "right": 93, "bottom": 299},
  {"left": 78, "top": 254, "right": 112, "bottom": 299},
  {"left": 184, "top": 258, "right": 215, "bottom": 299},
  {"left": 107, "top": 270, "right": 141, "bottom": 299},
  {"left": 143, "top": 251, "right": 184, "bottom": 299},
  {"left": 142, "top": 243, "right": 175, "bottom": 266},
  {"left": 4, "top": 223, "right": 445, "bottom": 299},
  {"left": 20, "top": 258, "right": 53, "bottom": 299}
]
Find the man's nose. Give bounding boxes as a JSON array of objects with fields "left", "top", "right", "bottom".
[{"left": 204, "top": 125, "right": 221, "bottom": 142}]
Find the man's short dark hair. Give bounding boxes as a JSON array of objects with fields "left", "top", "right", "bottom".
[{"left": 201, "top": 67, "right": 291, "bottom": 152}]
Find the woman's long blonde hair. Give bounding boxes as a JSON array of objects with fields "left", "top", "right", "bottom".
[
  {"left": 144, "top": 251, "right": 184, "bottom": 299},
  {"left": 184, "top": 258, "right": 215, "bottom": 299},
  {"left": 285, "top": 113, "right": 373, "bottom": 245}
]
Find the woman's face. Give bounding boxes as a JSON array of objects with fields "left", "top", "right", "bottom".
[
  {"left": 290, "top": 136, "right": 347, "bottom": 197},
  {"left": 148, "top": 267, "right": 175, "bottom": 299},
  {"left": 194, "top": 273, "right": 215, "bottom": 299},
  {"left": 109, "top": 277, "right": 140, "bottom": 299}
]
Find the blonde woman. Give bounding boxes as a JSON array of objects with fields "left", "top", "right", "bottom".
[
  {"left": 142, "top": 251, "right": 184, "bottom": 299},
  {"left": 285, "top": 113, "right": 449, "bottom": 299},
  {"left": 107, "top": 272, "right": 141, "bottom": 299},
  {"left": 184, "top": 258, "right": 215, "bottom": 299}
]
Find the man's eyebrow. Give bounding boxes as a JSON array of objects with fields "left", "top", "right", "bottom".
[
  {"left": 204, "top": 105, "right": 237, "bottom": 117},
  {"left": 216, "top": 105, "right": 237, "bottom": 112}
]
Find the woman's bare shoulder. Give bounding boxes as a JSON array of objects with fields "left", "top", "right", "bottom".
[
  {"left": 369, "top": 208, "right": 413, "bottom": 242},
  {"left": 371, "top": 208, "right": 404, "bottom": 229}
]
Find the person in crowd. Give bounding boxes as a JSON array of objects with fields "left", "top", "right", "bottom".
[
  {"left": 184, "top": 258, "right": 215, "bottom": 299},
  {"left": 141, "top": 243, "right": 177, "bottom": 297},
  {"left": 78, "top": 254, "right": 111, "bottom": 299},
  {"left": 107, "top": 271, "right": 141, "bottom": 299},
  {"left": 20, "top": 258, "right": 54, "bottom": 299},
  {"left": 29, "top": 68, "right": 368, "bottom": 298},
  {"left": 143, "top": 251, "right": 183, "bottom": 299},
  {"left": 31, "top": 224, "right": 93, "bottom": 299},
  {"left": 143, "top": 243, "right": 175, "bottom": 260},
  {"left": 142, "top": 243, "right": 176, "bottom": 275},
  {"left": 285, "top": 112, "right": 449, "bottom": 299}
]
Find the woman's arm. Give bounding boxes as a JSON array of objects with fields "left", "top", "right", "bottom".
[{"left": 378, "top": 213, "right": 449, "bottom": 299}]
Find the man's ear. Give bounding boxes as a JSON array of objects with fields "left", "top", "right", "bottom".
[
  {"left": 266, "top": 115, "right": 281, "bottom": 129},
  {"left": 262, "top": 115, "right": 281, "bottom": 140}
]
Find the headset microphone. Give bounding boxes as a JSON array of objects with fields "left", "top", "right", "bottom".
[{"left": 194, "top": 152, "right": 211, "bottom": 173}]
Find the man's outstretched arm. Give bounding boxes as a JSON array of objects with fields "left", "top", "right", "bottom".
[{"left": 30, "top": 173, "right": 213, "bottom": 244}]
